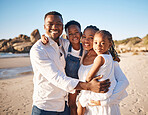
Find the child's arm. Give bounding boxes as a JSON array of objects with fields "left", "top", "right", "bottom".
[
  {"left": 86, "top": 56, "right": 105, "bottom": 82},
  {"left": 88, "top": 61, "right": 129, "bottom": 106},
  {"left": 77, "top": 101, "right": 86, "bottom": 115},
  {"left": 41, "top": 34, "right": 49, "bottom": 45}
]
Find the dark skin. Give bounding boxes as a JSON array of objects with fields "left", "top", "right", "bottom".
[
  {"left": 66, "top": 24, "right": 81, "bottom": 115},
  {"left": 43, "top": 15, "right": 110, "bottom": 114},
  {"left": 43, "top": 14, "right": 110, "bottom": 93}
]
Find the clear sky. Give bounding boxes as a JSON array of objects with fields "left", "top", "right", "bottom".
[{"left": 0, "top": 0, "right": 148, "bottom": 40}]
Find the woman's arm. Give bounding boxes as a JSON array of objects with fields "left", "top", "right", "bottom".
[
  {"left": 86, "top": 56, "right": 104, "bottom": 82},
  {"left": 89, "top": 61, "right": 129, "bottom": 106}
]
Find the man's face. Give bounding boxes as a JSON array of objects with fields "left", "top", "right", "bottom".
[{"left": 44, "top": 15, "right": 63, "bottom": 41}]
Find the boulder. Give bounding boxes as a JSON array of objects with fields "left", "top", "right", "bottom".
[
  {"left": 0, "top": 45, "right": 15, "bottom": 53},
  {"left": 0, "top": 29, "right": 41, "bottom": 53},
  {"left": 30, "top": 29, "right": 41, "bottom": 44},
  {"left": 13, "top": 42, "right": 32, "bottom": 53}
]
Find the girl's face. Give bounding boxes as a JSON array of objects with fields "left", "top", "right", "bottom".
[
  {"left": 93, "top": 34, "right": 112, "bottom": 55},
  {"left": 81, "top": 28, "right": 96, "bottom": 51},
  {"left": 66, "top": 25, "right": 81, "bottom": 44}
]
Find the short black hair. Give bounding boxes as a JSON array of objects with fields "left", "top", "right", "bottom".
[
  {"left": 84, "top": 25, "right": 99, "bottom": 32},
  {"left": 44, "top": 11, "right": 63, "bottom": 21},
  {"left": 65, "top": 20, "right": 81, "bottom": 32}
]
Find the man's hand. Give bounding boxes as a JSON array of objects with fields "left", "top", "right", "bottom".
[
  {"left": 41, "top": 34, "right": 49, "bottom": 45},
  {"left": 88, "top": 75, "right": 110, "bottom": 93},
  {"left": 75, "top": 75, "right": 110, "bottom": 93}
]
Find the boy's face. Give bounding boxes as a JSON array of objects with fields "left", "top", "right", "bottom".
[
  {"left": 44, "top": 15, "right": 63, "bottom": 41},
  {"left": 66, "top": 25, "right": 81, "bottom": 44},
  {"left": 93, "top": 34, "right": 112, "bottom": 55}
]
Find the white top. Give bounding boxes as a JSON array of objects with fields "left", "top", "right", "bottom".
[
  {"left": 70, "top": 47, "right": 81, "bottom": 57},
  {"left": 30, "top": 36, "right": 79, "bottom": 112},
  {"left": 79, "top": 61, "right": 128, "bottom": 106},
  {"left": 79, "top": 54, "right": 116, "bottom": 107},
  {"left": 78, "top": 61, "right": 129, "bottom": 115}
]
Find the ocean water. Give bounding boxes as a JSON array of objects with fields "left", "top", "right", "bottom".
[
  {"left": 0, "top": 53, "right": 32, "bottom": 79},
  {"left": 0, "top": 53, "right": 29, "bottom": 58},
  {"left": 0, "top": 66, "right": 33, "bottom": 79}
]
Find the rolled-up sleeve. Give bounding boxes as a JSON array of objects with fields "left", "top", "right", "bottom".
[
  {"left": 100, "top": 61, "right": 129, "bottom": 106},
  {"left": 30, "top": 46, "right": 79, "bottom": 92}
]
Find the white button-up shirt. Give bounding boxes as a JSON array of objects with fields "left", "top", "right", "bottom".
[{"left": 30, "top": 36, "right": 79, "bottom": 112}]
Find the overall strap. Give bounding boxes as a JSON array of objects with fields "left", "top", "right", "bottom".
[
  {"left": 68, "top": 43, "right": 72, "bottom": 52},
  {"left": 79, "top": 43, "right": 83, "bottom": 56}
]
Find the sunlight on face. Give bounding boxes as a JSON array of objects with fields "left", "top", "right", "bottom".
[
  {"left": 93, "top": 34, "right": 112, "bottom": 55},
  {"left": 66, "top": 25, "right": 81, "bottom": 45},
  {"left": 81, "top": 28, "right": 96, "bottom": 51},
  {"left": 44, "top": 15, "right": 63, "bottom": 41}
]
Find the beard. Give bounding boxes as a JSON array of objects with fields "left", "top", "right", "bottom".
[
  {"left": 46, "top": 31, "right": 61, "bottom": 42},
  {"left": 49, "top": 34, "right": 60, "bottom": 41}
]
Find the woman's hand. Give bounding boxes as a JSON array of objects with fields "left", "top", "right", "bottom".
[
  {"left": 41, "top": 34, "right": 49, "bottom": 45},
  {"left": 88, "top": 100, "right": 101, "bottom": 106}
]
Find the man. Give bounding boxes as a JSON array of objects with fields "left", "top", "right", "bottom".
[{"left": 30, "top": 11, "right": 110, "bottom": 115}]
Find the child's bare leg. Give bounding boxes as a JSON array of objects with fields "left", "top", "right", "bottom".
[
  {"left": 77, "top": 101, "right": 86, "bottom": 115},
  {"left": 68, "top": 92, "right": 78, "bottom": 115}
]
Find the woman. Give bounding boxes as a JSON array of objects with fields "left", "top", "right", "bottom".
[
  {"left": 77, "top": 25, "right": 129, "bottom": 115},
  {"left": 41, "top": 25, "right": 129, "bottom": 115}
]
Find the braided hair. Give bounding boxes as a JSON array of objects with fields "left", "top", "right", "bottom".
[{"left": 95, "top": 30, "right": 120, "bottom": 62}]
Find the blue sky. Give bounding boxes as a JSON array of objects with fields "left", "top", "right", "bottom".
[{"left": 0, "top": 0, "right": 148, "bottom": 40}]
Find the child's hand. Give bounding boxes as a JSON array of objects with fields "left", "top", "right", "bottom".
[
  {"left": 114, "top": 56, "right": 120, "bottom": 62},
  {"left": 88, "top": 100, "right": 101, "bottom": 106},
  {"left": 41, "top": 34, "right": 49, "bottom": 45}
]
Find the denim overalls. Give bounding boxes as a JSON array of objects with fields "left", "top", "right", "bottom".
[{"left": 65, "top": 43, "right": 83, "bottom": 79}]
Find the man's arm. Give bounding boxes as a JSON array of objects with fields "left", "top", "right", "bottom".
[
  {"left": 75, "top": 77, "right": 110, "bottom": 93},
  {"left": 30, "top": 46, "right": 79, "bottom": 92},
  {"left": 30, "top": 45, "right": 110, "bottom": 93}
]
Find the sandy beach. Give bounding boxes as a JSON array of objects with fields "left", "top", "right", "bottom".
[{"left": 0, "top": 52, "right": 148, "bottom": 115}]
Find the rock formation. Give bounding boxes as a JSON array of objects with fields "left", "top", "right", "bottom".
[
  {"left": 0, "top": 29, "right": 41, "bottom": 53},
  {"left": 30, "top": 29, "right": 41, "bottom": 44}
]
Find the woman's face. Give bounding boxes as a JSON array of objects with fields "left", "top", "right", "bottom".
[{"left": 81, "top": 28, "right": 96, "bottom": 51}]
